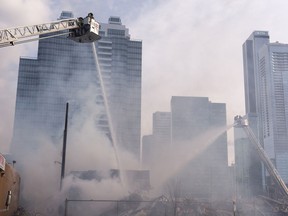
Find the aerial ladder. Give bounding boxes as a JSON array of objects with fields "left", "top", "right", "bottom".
[
  {"left": 234, "top": 115, "right": 288, "bottom": 211},
  {"left": 0, "top": 12, "right": 101, "bottom": 48}
]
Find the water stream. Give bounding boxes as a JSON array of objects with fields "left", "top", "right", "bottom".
[{"left": 91, "top": 43, "right": 126, "bottom": 188}]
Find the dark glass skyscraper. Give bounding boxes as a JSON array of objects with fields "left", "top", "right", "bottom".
[
  {"left": 236, "top": 31, "right": 270, "bottom": 196},
  {"left": 98, "top": 16, "right": 142, "bottom": 158},
  {"left": 243, "top": 31, "right": 270, "bottom": 117},
  {"left": 11, "top": 12, "right": 142, "bottom": 160}
]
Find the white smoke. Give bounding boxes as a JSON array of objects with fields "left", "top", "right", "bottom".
[
  {"left": 14, "top": 82, "right": 139, "bottom": 214},
  {"left": 2, "top": 0, "right": 288, "bottom": 213},
  {"left": 2, "top": 0, "right": 288, "bottom": 163}
]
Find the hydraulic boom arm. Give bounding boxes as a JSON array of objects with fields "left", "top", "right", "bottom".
[{"left": 0, "top": 13, "right": 100, "bottom": 48}]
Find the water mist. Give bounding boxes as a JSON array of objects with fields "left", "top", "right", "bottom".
[{"left": 151, "top": 124, "right": 233, "bottom": 194}]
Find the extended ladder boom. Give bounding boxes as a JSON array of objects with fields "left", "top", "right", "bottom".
[
  {"left": 243, "top": 126, "right": 288, "bottom": 197},
  {"left": 234, "top": 115, "right": 288, "bottom": 198},
  {"left": 0, "top": 13, "right": 100, "bottom": 48}
]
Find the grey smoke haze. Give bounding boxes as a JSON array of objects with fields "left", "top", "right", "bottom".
[
  {"left": 66, "top": 84, "right": 139, "bottom": 172},
  {"left": 12, "top": 58, "right": 138, "bottom": 213},
  {"left": 1, "top": 2, "right": 287, "bottom": 214},
  {"left": 2, "top": 0, "right": 288, "bottom": 161},
  {"left": 146, "top": 124, "right": 232, "bottom": 196}
]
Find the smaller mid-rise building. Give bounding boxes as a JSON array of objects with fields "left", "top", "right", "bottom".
[
  {"left": 142, "top": 96, "right": 230, "bottom": 200},
  {"left": 170, "top": 96, "right": 229, "bottom": 199},
  {"left": 142, "top": 112, "right": 171, "bottom": 172}
]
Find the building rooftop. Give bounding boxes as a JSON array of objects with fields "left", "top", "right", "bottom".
[
  {"left": 108, "top": 16, "right": 122, "bottom": 25},
  {"left": 59, "top": 11, "right": 74, "bottom": 19}
]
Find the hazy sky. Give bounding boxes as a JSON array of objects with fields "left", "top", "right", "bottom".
[{"left": 1, "top": 0, "right": 288, "bottom": 155}]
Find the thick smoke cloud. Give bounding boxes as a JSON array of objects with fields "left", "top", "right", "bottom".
[
  {"left": 2, "top": 2, "right": 288, "bottom": 210},
  {"left": 1, "top": 1, "right": 288, "bottom": 215},
  {"left": 12, "top": 54, "right": 138, "bottom": 214}
]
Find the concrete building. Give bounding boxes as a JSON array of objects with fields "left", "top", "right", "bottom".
[{"left": 11, "top": 12, "right": 142, "bottom": 159}]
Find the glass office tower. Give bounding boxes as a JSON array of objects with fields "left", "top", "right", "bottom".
[
  {"left": 237, "top": 31, "right": 270, "bottom": 195},
  {"left": 258, "top": 42, "right": 288, "bottom": 183},
  {"left": 98, "top": 16, "right": 142, "bottom": 158},
  {"left": 240, "top": 32, "right": 288, "bottom": 197},
  {"left": 11, "top": 12, "right": 142, "bottom": 160}
]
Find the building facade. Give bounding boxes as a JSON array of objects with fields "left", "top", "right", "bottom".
[
  {"left": 258, "top": 43, "right": 288, "bottom": 183},
  {"left": 170, "top": 96, "right": 229, "bottom": 199},
  {"left": 243, "top": 31, "right": 270, "bottom": 119},
  {"left": 11, "top": 12, "right": 142, "bottom": 160},
  {"left": 240, "top": 31, "right": 288, "bottom": 196},
  {"left": 141, "top": 135, "right": 154, "bottom": 169},
  {"left": 238, "top": 31, "right": 270, "bottom": 196},
  {"left": 142, "top": 112, "right": 171, "bottom": 169},
  {"left": 98, "top": 16, "right": 142, "bottom": 157},
  {"left": 234, "top": 124, "right": 263, "bottom": 198},
  {"left": 152, "top": 112, "right": 171, "bottom": 149},
  {"left": 141, "top": 96, "right": 229, "bottom": 199}
]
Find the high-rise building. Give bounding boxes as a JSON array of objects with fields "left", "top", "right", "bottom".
[
  {"left": 238, "top": 31, "right": 270, "bottom": 195},
  {"left": 170, "top": 96, "right": 229, "bottom": 199},
  {"left": 242, "top": 31, "right": 270, "bottom": 152},
  {"left": 11, "top": 12, "right": 142, "bottom": 160},
  {"left": 241, "top": 31, "right": 288, "bottom": 194},
  {"left": 243, "top": 31, "right": 270, "bottom": 118},
  {"left": 98, "top": 16, "right": 142, "bottom": 157},
  {"left": 258, "top": 42, "right": 288, "bottom": 183}
]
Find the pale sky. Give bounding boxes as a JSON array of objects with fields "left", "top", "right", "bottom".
[{"left": 1, "top": 0, "right": 288, "bottom": 161}]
